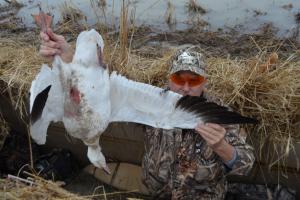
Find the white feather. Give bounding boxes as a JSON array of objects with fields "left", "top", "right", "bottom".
[
  {"left": 29, "top": 59, "right": 64, "bottom": 144},
  {"left": 109, "top": 72, "right": 201, "bottom": 129}
]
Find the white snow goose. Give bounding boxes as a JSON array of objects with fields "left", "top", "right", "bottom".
[{"left": 29, "top": 29, "right": 257, "bottom": 174}]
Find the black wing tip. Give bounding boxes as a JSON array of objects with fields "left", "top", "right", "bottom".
[
  {"left": 176, "top": 95, "right": 205, "bottom": 108},
  {"left": 204, "top": 116, "right": 259, "bottom": 125},
  {"left": 41, "top": 85, "right": 51, "bottom": 95},
  {"left": 30, "top": 85, "right": 52, "bottom": 124},
  {"left": 176, "top": 95, "right": 259, "bottom": 125}
]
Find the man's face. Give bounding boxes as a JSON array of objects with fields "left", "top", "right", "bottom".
[{"left": 168, "top": 71, "right": 207, "bottom": 96}]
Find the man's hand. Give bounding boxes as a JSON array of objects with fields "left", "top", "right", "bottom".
[
  {"left": 195, "top": 122, "right": 234, "bottom": 162},
  {"left": 39, "top": 29, "right": 73, "bottom": 63},
  {"left": 195, "top": 123, "right": 226, "bottom": 149}
]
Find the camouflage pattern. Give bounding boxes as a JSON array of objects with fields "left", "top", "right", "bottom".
[
  {"left": 169, "top": 48, "right": 207, "bottom": 77},
  {"left": 141, "top": 93, "right": 255, "bottom": 200}
]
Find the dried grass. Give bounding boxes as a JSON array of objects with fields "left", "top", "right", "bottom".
[
  {"left": 0, "top": 2, "right": 24, "bottom": 31},
  {"left": 59, "top": 2, "right": 85, "bottom": 24},
  {"left": 119, "top": 0, "right": 129, "bottom": 65},
  {"left": 108, "top": 46, "right": 174, "bottom": 87},
  {"left": 164, "top": 1, "right": 176, "bottom": 27},
  {"left": 186, "top": 0, "right": 206, "bottom": 14},
  {"left": 0, "top": 172, "right": 143, "bottom": 200},
  {"left": 0, "top": 37, "right": 44, "bottom": 119},
  {"left": 98, "top": 0, "right": 107, "bottom": 8},
  {"left": 2, "top": 0, "right": 23, "bottom": 8},
  {"left": 295, "top": 12, "right": 300, "bottom": 24},
  {"left": 57, "top": 2, "right": 88, "bottom": 35},
  {"left": 0, "top": 173, "right": 88, "bottom": 200},
  {"left": 206, "top": 51, "right": 300, "bottom": 162}
]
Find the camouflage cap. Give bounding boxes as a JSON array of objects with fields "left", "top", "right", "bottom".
[{"left": 169, "top": 48, "right": 206, "bottom": 77}]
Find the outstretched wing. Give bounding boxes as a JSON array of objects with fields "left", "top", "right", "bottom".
[
  {"left": 109, "top": 72, "right": 257, "bottom": 129},
  {"left": 29, "top": 58, "right": 64, "bottom": 144}
]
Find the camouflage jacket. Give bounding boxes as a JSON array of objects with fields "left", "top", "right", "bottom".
[{"left": 141, "top": 93, "right": 255, "bottom": 200}]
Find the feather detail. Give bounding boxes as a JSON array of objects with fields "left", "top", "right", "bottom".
[
  {"left": 30, "top": 85, "right": 51, "bottom": 124},
  {"left": 176, "top": 96, "right": 258, "bottom": 124}
]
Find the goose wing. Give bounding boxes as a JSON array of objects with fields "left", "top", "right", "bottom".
[
  {"left": 29, "top": 58, "right": 64, "bottom": 144},
  {"left": 109, "top": 72, "right": 257, "bottom": 129}
]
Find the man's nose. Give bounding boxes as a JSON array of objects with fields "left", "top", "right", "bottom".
[{"left": 182, "top": 82, "right": 190, "bottom": 92}]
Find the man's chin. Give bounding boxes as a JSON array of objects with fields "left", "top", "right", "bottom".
[
  {"left": 176, "top": 91, "right": 189, "bottom": 96},
  {"left": 173, "top": 90, "right": 200, "bottom": 96}
]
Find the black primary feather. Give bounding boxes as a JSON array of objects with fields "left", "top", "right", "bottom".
[
  {"left": 30, "top": 85, "right": 51, "bottom": 124},
  {"left": 176, "top": 95, "right": 258, "bottom": 124}
]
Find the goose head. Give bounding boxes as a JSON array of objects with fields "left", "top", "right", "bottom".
[{"left": 73, "top": 29, "right": 105, "bottom": 68}]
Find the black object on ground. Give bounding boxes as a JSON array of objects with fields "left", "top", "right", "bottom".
[{"left": 35, "top": 148, "right": 80, "bottom": 185}]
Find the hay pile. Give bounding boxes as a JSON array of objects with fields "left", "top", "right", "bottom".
[
  {"left": 107, "top": 45, "right": 174, "bottom": 87},
  {"left": 0, "top": 174, "right": 88, "bottom": 200},
  {"left": 206, "top": 52, "right": 300, "bottom": 161},
  {"left": 0, "top": 36, "right": 44, "bottom": 119},
  {"left": 0, "top": 173, "right": 144, "bottom": 200}
]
